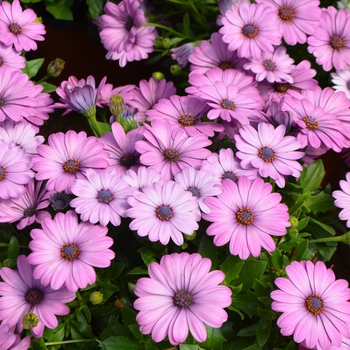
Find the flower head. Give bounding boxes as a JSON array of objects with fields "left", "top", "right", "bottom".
[
  {"left": 0, "top": 42, "right": 25, "bottom": 70},
  {"left": 333, "top": 172, "right": 350, "bottom": 228},
  {"left": 134, "top": 252, "right": 232, "bottom": 345},
  {"left": 331, "top": 69, "right": 350, "bottom": 99},
  {"left": 0, "top": 323, "right": 30, "bottom": 350}
]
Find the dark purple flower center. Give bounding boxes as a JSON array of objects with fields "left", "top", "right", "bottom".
[
  {"left": 188, "top": 186, "right": 200, "bottom": 197},
  {"left": 178, "top": 113, "right": 194, "bottom": 126},
  {"left": 9, "top": 22, "right": 22, "bottom": 34},
  {"left": 222, "top": 171, "right": 238, "bottom": 182},
  {"left": 155, "top": 204, "right": 174, "bottom": 221},
  {"left": 62, "top": 158, "right": 80, "bottom": 174},
  {"left": 258, "top": 146, "right": 276, "bottom": 162},
  {"left": 218, "top": 61, "right": 234, "bottom": 71},
  {"left": 0, "top": 57, "right": 3, "bottom": 67},
  {"left": 61, "top": 243, "right": 80, "bottom": 261},
  {"left": 120, "top": 153, "right": 135, "bottom": 168},
  {"left": 0, "top": 96, "right": 5, "bottom": 107},
  {"left": 242, "top": 24, "right": 258, "bottom": 38},
  {"left": 23, "top": 206, "right": 35, "bottom": 218},
  {"left": 302, "top": 116, "right": 319, "bottom": 130},
  {"left": 0, "top": 166, "right": 6, "bottom": 181},
  {"left": 173, "top": 289, "right": 193, "bottom": 308},
  {"left": 220, "top": 99, "right": 236, "bottom": 110},
  {"left": 278, "top": 5, "right": 295, "bottom": 21},
  {"left": 97, "top": 189, "right": 114, "bottom": 203},
  {"left": 163, "top": 148, "right": 179, "bottom": 162},
  {"left": 263, "top": 59, "right": 276, "bottom": 71},
  {"left": 274, "top": 83, "right": 291, "bottom": 93},
  {"left": 330, "top": 35, "right": 344, "bottom": 50},
  {"left": 125, "top": 17, "right": 134, "bottom": 32},
  {"left": 236, "top": 207, "right": 254, "bottom": 225},
  {"left": 347, "top": 80, "right": 350, "bottom": 91},
  {"left": 25, "top": 288, "right": 43, "bottom": 306},
  {"left": 50, "top": 192, "right": 70, "bottom": 211},
  {"left": 305, "top": 294, "right": 324, "bottom": 315}
]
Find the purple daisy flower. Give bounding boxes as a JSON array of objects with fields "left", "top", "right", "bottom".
[
  {"left": 146, "top": 95, "right": 224, "bottom": 137},
  {"left": 219, "top": 2, "right": 281, "bottom": 59},
  {"left": 0, "top": 0, "right": 45, "bottom": 52},
  {"left": 203, "top": 176, "right": 290, "bottom": 259},
  {"left": 255, "top": 0, "right": 321, "bottom": 46},
  {"left": 217, "top": 0, "right": 250, "bottom": 26},
  {"left": 27, "top": 210, "right": 115, "bottom": 292},
  {"left": 126, "top": 180, "right": 200, "bottom": 246},
  {"left": 135, "top": 120, "right": 212, "bottom": 180},
  {"left": 134, "top": 252, "right": 232, "bottom": 345},
  {"left": 121, "top": 166, "right": 161, "bottom": 192},
  {"left": 0, "top": 179, "right": 51, "bottom": 229},
  {"left": 234, "top": 122, "right": 304, "bottom": 188},
  {"left": 270, "top": 260, "right": 350, "bottom": 349},
  {"left": 0, "top": 255, "right": 76, "bottom": 338},
  {"left": 101, "top": 122, "right": 144, "bottom": 174},
  {"left": 0, "top": 140, "right": 34, "bottom": 200},
  {"left": 174, "top": 167, "right": 222, "bottom": 214},
  {"left": 170, "top": 42, "right": 197, "bottom": 68},
  {"left": 307, "top": 6, "right": 350, "bottom": 72},
  {"left": 243, "top": 46, "right": 295, "bottom": 83},
  {"left": 0, "top": 42, "right": 25, "bottom": 70},
  {"left": 32, "top": 130, "right": 109, "bottom": 194},
  {"left": 331, "top": 69, "right": 350, "bottom": 99},
  {"left": 0, "top": 323, "right": 30, "bottom": 350},
  {"left": 333, "top": 172, "right": 350, "bottom": 228},
  {"left": 70, "top": 168, "right": 133, "bottom": 226}
]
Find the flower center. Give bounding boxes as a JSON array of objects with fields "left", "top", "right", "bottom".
[
  {"left": 188, "top": 186, "right": 200, "bottom": 197},
  {"left": 222, "top": 171, "right": 238, "bottom": 182},
  {"left": 62, "top": 158, "right": 80, "bottom": 174},
  {"left": 49, "top": 192, "right": 70, "bottom": 210},
  {"left": 25, "top": 288, "right": 43, "bottom": 306},
  {"left": 155, "top": 204, "right": 174, "bottom": 221},
  {"left": 173, "top": 290, "right": 193, "bottom": 308},
  {"left": 120, "top": 153, "right": 135, "bottom": 168},
  {"left": 242, "top": 24, "right": 258, "bottom": 38},
  {"left": 125, "top": 17, "right": 134, "bottom": 32},
  {"left": 220, "top": 99, "right": 236, "bottom": 110},
  {"left": 0, "top": 57, "right": 3, "bottom": 66},
  {"left": 61, "top": 243, "right": 80, "bottom": 261},
  {"left": 0, "top": 166, "right": 6, "bottom": 181},
  {"left": 258, "top": 146, "right": 276, "bottom": 162},
  {"left": 163, "top": 148, "right": 179, "bottom": 162},
  {"left": 178, "top": 113, "right": 194, "bottom": 126},
  {"left": 218, "top": 61, "right": 234, "bottom": 70},
  {"left": 23, "top": 206, "right": 35, "bottom": 218},
  {"left": 236, "top": 207, "right": 254, "bottom": 225},
  {"left": 0, "top": 96, "right": 5, "bottom": 107},
  {"left": 278, "top": 5, "right": 295, "bottom": 21},
  {"left": 347, "top": 80, "right": 350, "bottom": 91},
  {"left": 274, "top": 83, "right": 291, "bottom": 93},
  {"left": 97, "top": 189, "right": 114, "bottom": 203},
  {"left": 263, "top": 59, "right": 276, "bottom": 71},
  {"left": 305, "top": 294, "right": 324, "bottom": 315},
  {"left": 9, "top": 22, "right": 22, "bottom": 34},
  {"left": 302, "top": 116, "right": 319, "bottom": 129},
  {"left": 330, "top": 35, "right": 344, "bottom": 50}
]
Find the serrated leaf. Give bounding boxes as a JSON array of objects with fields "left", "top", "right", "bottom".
[
  {"left": 98, "top": 336, "right": 144, "bottom": 350},
  {"left": 22, "top": 58, "right": 44, "bottom": 78},
  {"left": 304, "top": 191, "right": 336, "bottom": 214}
]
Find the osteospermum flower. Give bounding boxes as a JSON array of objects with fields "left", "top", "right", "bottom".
[
  {"left": 256, "top": 0, "right": 321, "bottom": 45},
  {"left": 32, "top": 130, "right": 109, "bottom": 194},
  {"left": 0, "top": 323, "right": 30, "bottom": 350},
  {"left": 234, "top": 122, "right": 304, "bottom": 188},
  {"left": 126, "top": 180, "right": 200, "bottom": 246},
  {"left": 134, "top": 252, "right": 232, "bottom": 345},
  {"left": 121, "top": 166, "right": 161, "bottom": 192},
  {"left": 331, "top": 69, "right": 350, "bottom": 98},
  {"left": 27, "top": 210, "right": 115, "bottom": 292},
  {"left": 203, "top": 176, "right": 290, "bottom": 259},
  {"left": 0, "top": 255, "right": 76, "bottom": 338},
  {"left": 271, "top": 260, "right": 350, "bottom": 350},
  {"left": 170, "top": 42, "right": 197, "bottom": 68},
  {"left": 70, "top": 168, "right": 133, "bottom": 226},
  {"left": 219, "top": 2, "right": 281, "bottom": 59},
  {"left": 333, "top": 172, "right": 350, "bottom": 228},
  {"left": 0, "top": 0, "right": 45, "bottom": 52},
  {"left": 135, "top": 120, "right": 212, "bottom": 180},
  {"left": 307, "top": 6, "right": 350, "bottom": 72},
  {"left": 0, "top": 42, "right": 25, "bottom": 70}
]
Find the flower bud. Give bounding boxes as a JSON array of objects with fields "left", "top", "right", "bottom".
[
  {"left": 289, "top": 216, "right": 299, "bottom": 229},
  {"left": 114, "top": 299, "right": 124, "bottom": 309},
  {"left": 22, "top": 312, "right": 39, "bottom": 330},
  {"left": 170, "top": 64, "right": 182, "bottom": 76},
  {"left": 162, "top": 38, "right": 171, "bottom": 49},
  {"left": 47, "top": 58, "right": 65, "bottom": 78},
  {"left": 109, "top": 94, "right": 125, "bottom": 117},
  {"left": 152, "top": 71, "right": 165, "bottom": 82},
  {"left": 90, "top": 291, "right": 104, "bottom": 305}
]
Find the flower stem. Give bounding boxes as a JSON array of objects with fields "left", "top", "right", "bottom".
[
  {"left": 142, "top": 22, "right": 190, "bottom": 38},
  {"left": 45, "top": 339, "right": 95, "bottom": 346},
  {"left": 309, "top": 232, "right": 350, "bottom": 244}
]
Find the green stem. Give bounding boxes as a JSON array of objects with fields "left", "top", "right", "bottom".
[
  {"left": 45, "top": 339, "right": 95, "bottom": 346},
  {"left": 309, "top": 232, "right": 350, "bottom": 244},
  {"left": 143, "top": 22, "right": 190, "bottom": 38},
  {"left": 86, "top": 116, "right": 102, "bottom": 138},
  {"left": 36, "top": 73, "right": 51, "bottom": 84}
]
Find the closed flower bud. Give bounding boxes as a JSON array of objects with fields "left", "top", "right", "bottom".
[
  {"left": 170, "top": 64, "right": 182, "bottom": 76},
  {"left": 152, "top": 71, "right": 165, "bottom": 82},
  {"left": 90, "top": 291, "right": 104, "bottom": 305},
  {"left": 22, "top": 311, "right": 39, "bottom": 330},
  {"left": 47, "top": 58, "right": 65, "bottom": 78},
  {"left": 109, "top": 94, "right": 125, "bottom": 117}
]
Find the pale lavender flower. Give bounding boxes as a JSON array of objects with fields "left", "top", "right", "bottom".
[
  {"left": 217, "top": 0, "right": 249, "bottom": 26},
  {"left": 331, "top": 69, "right": 350, "bottom": 99},
  {"left": 333, "top": 172, "right": 350, "bottom": 228},
  {"left": 134, "top": 252, "right": 232, "bottom": 345},
  {"left": 170, "top": 42, "right": 197, "bottom": 68},
  {"left": 263, "top": 96, "right": 294, "bottom": 132},
  {"left": 0, "top": 323, "right": 30, "bottom": 350},
  {"left": 27, "top": 210, "right": 115, "bottom": 292},
  {"left": 0, "top": 42, "right": 25, "bottom": 70},
  {"left": 121, "top": 166, "right": 161, "bottom": 192}
]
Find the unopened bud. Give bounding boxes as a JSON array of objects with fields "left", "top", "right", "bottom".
[
  {"left": 114, "top": 299, "right": 123, "bottom": 309},
  {"left": 184, "top": 231, "right": 197, "bottom": 241},
  {"left": 109, "top": 94, "right": 125, "bottom": 116},
  {"left": 47, "top": 58, "right": 65, "bottom": 78},
  {"left": 162, "top": 38, "right": 171, "bottom": 49},
  {"left": 34, "top": 17, "right": 43, "bottom": 24},
  {"left": 90, "top": 291, "right": 104, "bottom": 305},
  {"left": 152, "top": 71, "right": 165, "bottom": 82},
  {"left": 22, "top": 312, "right": 39, "bottom": 330},
  {"left": 289, "top": 216, "right": 299, "bottom": 229},
  {"left": 170, "top": 64, "right": 182, "bottom": 76}
]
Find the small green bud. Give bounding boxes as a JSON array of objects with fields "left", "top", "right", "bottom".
[
  {"left": 287, "top": 227, "right": 299, "bottom": 239},
  {"left": 34, "top": 17, "right": 43, "bottom": 24},
  {"left": 90, "top": 291, "right": 104, "bottom": 305},
  {"left": 152, "top": 71, "right": 165, "bottom": 82},
  {"left": 170, "top": 64, "right": 182, "bottom": 76},
  {"left": 47, "top": 58, "right": 65, "bottom": 78},
  {"left": 289, "top": 216, "right": 299, "bottom": 229},
  {"left": 109, "top": 94, "right": 125, "bottom": 117},
  {"left": 338, "top": 231, "right": 350, "bottom": 245},
  {"left": 22, "top": 311, "right": 39, "bottom": 330},
  {"left": 162, "top": 38, "right": 171, "bottom": 49},
  {"left": 184, "top": 231, "right": 197, "bottom": 241}
]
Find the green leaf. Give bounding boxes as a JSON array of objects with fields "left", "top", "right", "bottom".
[
  {"left": 297, "top": 216, "right": 309, "bottom": 231},
  {"left": 8, "top": 236, "right": 19, "bottom": 260},
  {"left": 243, "top": 344, "right": 261, "bottom": 350},
  {"left": 299, "top": 159, "right": 325, "bottom": 192},
  {"left": 86, "top": 0, "right": 104, "bottom": 18},
  {"left": 179, "top": 345, "right": 201, "bottom": 350},
  {"left": 96, "top": 121, "right": 112, "bottom": 136},
  {"left": 45, "top": 0, "right": 73, "bottom": 20},
  {"left": 98, "top": 336, "right": 144, "bottom": 350},
  {"left": 137, "top": 247, "right": 157, "bottom": 266},
  {"left": 198, "top": 325, "right": 226, "bottom": 350},
  {"left": 127, "top": 266, "right": 148, "bottom": 275},
  {"left": 198, "top": 235, "right": 219, "bottom": 268},
  {"left": 307, "top": 217, "right": 336, "bottom": 236},
  {"left": 271, "top": 247, "right": 283, "bottom": 270},
  {"left": 256, "top": 317, "right": 271, "bottom": 347},
  {"left": 304, "top": 191, "right": 336, "bottom": 214},
  {"left": 30, "top": 337, "right": 47, "bottom": 350},
  {"left": 234, "top": 260, "right": 267, "bottom": 291},
  {"left": 40, "top": 81, "right": 57, "bottom": 93},
  {"left": 237, "top": 324, "right": 258, "bottom": 337},
  {"left": 121, "top": 306, "right": 137, "bottom": 326},
  {"left": 220, "top": 255, "right": 245, "bottom": 285},
  {"left": 253, "top": 279, "right": 269, "bottom": 298},
  {"left": 290, "top": 239, "right": 308, "bottom": 262},
  {"left": 182, "top": 12, "right": 191, "bottom": 38},
  {"left": 231, "top": 292, "right": 263, "bottom": 318},
  {"left": 22, "top": 58, "right": 45, "bottom": 78}
]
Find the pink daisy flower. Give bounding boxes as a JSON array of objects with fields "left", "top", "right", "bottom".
[
  {"left": 0, "top": 255, "right": 76, "bottom": 338},
  {"left": 255, "top": 0, "right": 321, "bottom": 46},
  {"left": 134, "top": 252, "right": 232, "bottom": 345},
  {"left": 0, "top": 0, "right": 45, "bottom": 52},
  {"left": 135, "top": 120, "right": 212, "bottom": 181},
  {"left": 126, "top": 180, "right": 200, "bottom": 246},
  {"left": 203, "top": 176, "right": 290, "bottom": 259},
  {"left": 331, "top": 69, "right": 350, "bottom": 99},
  {"left": 27, "top": 210, "right": 115, "bottom": 292},
  {"left": 217, "top": 0, "right": 250, "bottom": 26},
  {"left": 0, "top": 42, "right": 25, "bottom": 70},
  {"left": 333, "top": 172, "right": 350, "bottom": 228},
  {"left": 0, "top": 140, "right": 34, "bottom": 200},
  {"left": 0, "top": 323, "right": 30, "bottom": 350},
  {"left": 70, "top": 168, "right": 133, "bottom": 226},
  {"left": 234, "top": 122, "right": 304, "bottom": 188},
  {"left": 243, "top": 46, "right": 295, "bottom": 83},
  {"left": 121, "top": 166, "right": 161, "bottom": 192},
  {"left": 219, "top": 2, "right": 281, "bottom": 59},
  {"left": 271, "top": 260, "right": 350, "bottom": 350},
  {"left": 146, "top": 95, "right": 224, "bottom": 137},
  {"left": 307, "top": 6, "right": 350, "bottom": 72},
  {"left": 32, "top": 130, "right": 109, "bottom": 194}
]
